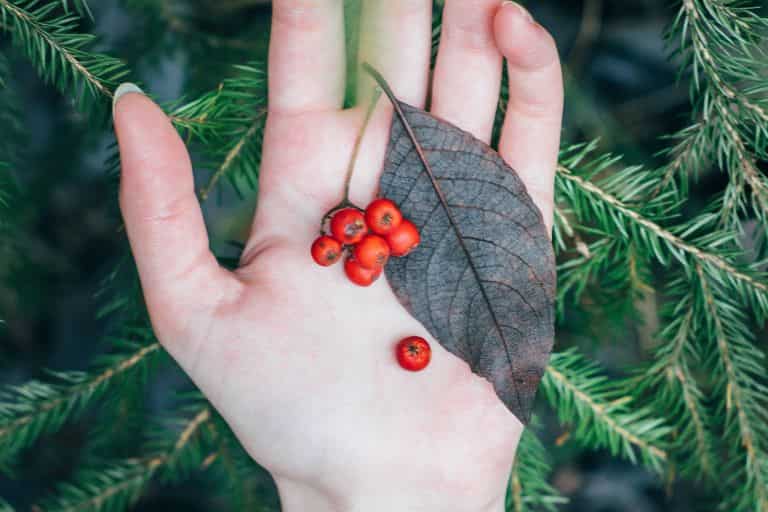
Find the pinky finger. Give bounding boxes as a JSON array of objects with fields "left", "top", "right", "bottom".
[{"left": 495, "top": 2, "right": 563, "bottom": 232}]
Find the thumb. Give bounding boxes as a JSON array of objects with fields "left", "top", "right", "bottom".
[{"left": 113, "top": 84, "right": 240, "bottom": 349}]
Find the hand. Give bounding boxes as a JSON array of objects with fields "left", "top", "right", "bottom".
[{"left": 113, "top": 1, "right": 563, "bottom": 510}]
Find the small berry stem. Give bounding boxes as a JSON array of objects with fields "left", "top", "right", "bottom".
[
  {"left": 342, "top": 87, "right": 382, "bottom": 202},
  {"left": 319, "top": 87, "right": 383, "bottom": 230}
]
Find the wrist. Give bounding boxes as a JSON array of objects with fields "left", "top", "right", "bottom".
[{"left": 274, "top": 476, "right": 507, "bottom": 512}]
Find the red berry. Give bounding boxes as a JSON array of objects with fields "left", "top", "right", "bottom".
[
  {"left": 311, "top": 236, "right": 342, "bottom": 266},
  {"left": 353, "top": 234, "right": 390, "bottom": 269},
  {"left": 330, "top": 208, "right": 368, "bottom": 245},
  {"left": 365, "top": 198, "right": 403, "bottom": 235},
  {"left": 386, "top": 219, "right": 420, "bottom": 257},
  {"left": 344, "top": 257, "right": 382, "bottom": 287},
  {"left": 395, "top": 336, "right": 431, "bottom": 371}
]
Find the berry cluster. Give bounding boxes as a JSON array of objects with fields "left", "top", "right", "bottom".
[{"left": 311, "top": 198, "right": 420, "bottom": 286}]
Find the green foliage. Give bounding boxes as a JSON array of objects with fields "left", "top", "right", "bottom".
[
  {"left": 0, "top": 497, "right": 13, "bottom": 512},
  {"left": 543, "top": 350, "right": 669, "bottom": 472},
  {"left": 0, "top": 0, "right": 767, "bottom": 510},
  {"left": 35, "top": 403, "right": 213, "bottom": 511},
  {"left": 508, "top": 425, "right": 566, "bottom": 512},
  {"left": 0, "top": 0, "right": 128, "bottom": 114},
  {"left": 0, "top": 331, "right": 161, "bottom": 468},
  {"left": 667, "top": 0, "right": 768, "bottom": 227}
]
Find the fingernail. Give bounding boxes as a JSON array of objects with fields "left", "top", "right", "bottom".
[
  {"left": 112, "top": 82, "right": 144, "bottom": 116},
  {"left": 502, "top": 1, "right": 534, "bottom": 23}
]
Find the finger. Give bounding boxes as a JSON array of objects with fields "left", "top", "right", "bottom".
[
  {"left": 431, "top": 0, "right": 503, "bottom": 142},
  {"left": 269, "top": 0, "right": 346, "bottom": 113},
  {"left": 357, "top": 0, "right": 432, "bottom": 107},
  {"left": 113, "top": 85, "right": 240, "bottom": 345},
  {"left": 495, "top": 2, "right": 563, "bottom": 232}
]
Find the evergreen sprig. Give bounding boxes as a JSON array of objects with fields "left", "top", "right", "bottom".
[
  {"left": 34, "top": 405, "right": 213, "bottom": 512},
  {"left": 195, "top": 63, "right": 267, "bottom": 201},
  {"left": 0, "top": 333, "right": 161, "bottom": 468},
  {"left": 638, "top": 279, "right": 718, "bottom": 481},
  {"left": 543, "top": 350, "right": 669, "bottom": 471},
  {"left": 105, "top": 62, "right": 267, "bottom": 200},
  {"left": 0, "top": 0, "right": 128, "bottom": 113},
  {"left": 58, "top": 0, "right": 90, "bottom": 18},
  {"left": 695, "top": 265, "right": 768, "bottom": 511},
  {"left": 557, "top": 144, "right": 768, "bottom": 320},
  {"left": 507, "top": 425, "right": 565, "bottom": 512},
  {"left": 664, "top": 0, "right": 768, "bottom": 226},
  {"left": 557, "top": 142, "right": 768, "bottom": 502}
]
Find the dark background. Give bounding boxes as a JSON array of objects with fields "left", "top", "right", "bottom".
[{"left": 0, "top": 0, "right": 724, "bottom": 510}]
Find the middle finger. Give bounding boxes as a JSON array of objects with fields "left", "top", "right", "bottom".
[{"left": 357, "top": 0, "right": 433, "bottom": 108}]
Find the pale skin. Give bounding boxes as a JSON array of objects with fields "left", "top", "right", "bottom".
[{"left": 113, "top": 1, "right": 563, "bottom": 510}]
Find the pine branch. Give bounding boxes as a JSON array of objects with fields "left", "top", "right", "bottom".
[
  {"left": 199, "top": 110, "right": 265, "bottom": 201},
  {"left": 34, "top": 406, "right": 213, "bottom": 512},
  {"left": 507, "top": 426, "right": 565, "bottom": 512},
  {"left": 543, "top": 350, "right": 669, "bottom": 471},
  {"left": 115, "top": 62, "right": 267, "bottom": 200},
  {"left": 650, "top": 121, "right": 705, "bottom": 199},
  {"left": 59, "top": 0, "right": 91, "bottom": 19},
  {"left": 166, "top": 84, "right": 230, "bottom": 142},
  {"left": 663, "top": 0, "right": 768, "bottom": 225},
  {"left": 196, "top": 63, "right": 267, "bottom": 200},
  {"left": 0, "top": 0, "right": 128, "bottom": 113},
  {"left": 695, "top": 264, "right": 768, "bottom": 511},
  {"left": 557, "top": 145, "right": 768, "bottom": 320},
  {"left": 0, "top": 335, "right": 161, "bottom": 466},
  {"left": 638, "top": 279, "right": 718, "bottom": 480}
]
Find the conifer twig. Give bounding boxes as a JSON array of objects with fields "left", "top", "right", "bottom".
[
  {"left": 0, "top": 341, "right": 161, "bottom": 464},
  {"left": 557, "top": 165, "right": 768, "bottom": 293},
  {"left": 695, "top": 264, "right": 768, "bottom": 510},
  {"left": 200, "top": 110, "right": 266, "bottom": 202},
  {"left": 0, "top": 0, "right": 128, "bottom": 111},
  {"left": 544, "top": 351, "right": 669, "bottom": 470},
  {"left": 34, "top": 406, "right": 212, "bottom": 512}
]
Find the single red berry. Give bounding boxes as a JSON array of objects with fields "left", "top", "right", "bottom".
[
  {"left": 353, "top": 234, "right": 390, "bottom": 269},
  {"left": 386, "top": 219, "right": 420, "bottom": 257},
  {"left": 365, "top": 198, "right": 403, "bottom": 235},
  {"left": 344, "top": 257, "right": 382, "bottom": 286},
  {"left": 395, "top": 336, "right": 431, "bottom": 371},
  {"left": 311, "top": 236, "right": 342, "bottom": 266},
  {"left": 330, "top": 208, "right": 368, "bottom": 245}
]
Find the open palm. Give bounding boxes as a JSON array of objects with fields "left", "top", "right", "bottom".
[{"left": 114, "top": 2, "right": 562, "bottom": 510}]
